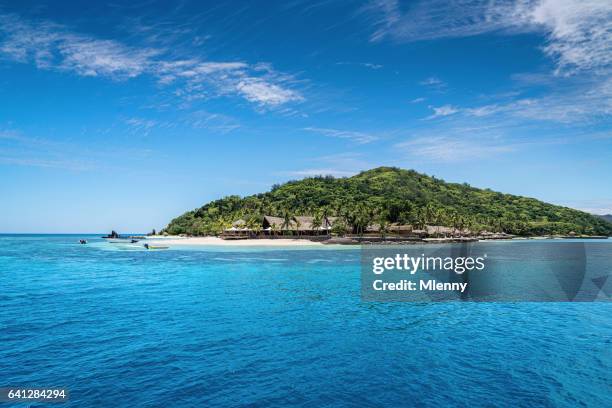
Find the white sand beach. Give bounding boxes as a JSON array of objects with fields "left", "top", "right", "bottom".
[{"left": 146, "top": 236, "right": 326, "bottom": 247}]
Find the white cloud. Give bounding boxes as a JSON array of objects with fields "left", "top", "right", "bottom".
[
  {"left": 419, "top": 76, "right": 444, "bottom": 87},
  {"left": 283, "top": 169, "right": 357, "bottom": 178},
  {"left": 124, "top": 117, "right": 159, "bottom": 136},
  {"left": 336, "top": 61, "right": 383, "bottom": 69},
  {"left": 236, "top": 79, "right": 303, "bottom": 106},
  {"left": 426, "top": 105, "right": 460, "bottom": 119},
  {"left": 58, "top": 36, "right": 158, "bottom": 78},
  {"left": 155, "top": 60, "right": 248, "bottom": 83},
  {"left": 303, "top": 127, "right": 378, "bottom": 144},
  {"left": 366, "top": 0, "right": 612, "bottom": 76},
  {"left": 185, "top": 110, "right": 241, "bottom": 133},
  {"left": 396, "top": 135, "right": 515, "bottom": 161},
  {"left": 0, "top": 14, "right": 157, "bottom": 79},
  {"left": 0, "top": 13, "right": 303, "bottom": 108},
  {"left": 367, "top": 0, "right": 520, "bottom": 43},
  {"left": 523, "top": 0, "right": 612, "bottom": 75},
  {"left": 461, "top": 78, "right": 612, "bottom": 122}
]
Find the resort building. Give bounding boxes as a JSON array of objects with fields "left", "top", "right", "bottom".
[
  {"left": 221, "top": 215, "right": 481, "bottom": 240},
  {"left": 222, "top": 215, "right": 342, "bottom": 238},
  {"left": 262, "top": 215, "right": 334, "bottom": 235},
  {"left": 222, "top": 219, "right": 252, "bottom": 238}
]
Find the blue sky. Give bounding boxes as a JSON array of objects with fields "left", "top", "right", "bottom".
[{"left": 0, "top": 0, "right": 611, "bottom": 232}]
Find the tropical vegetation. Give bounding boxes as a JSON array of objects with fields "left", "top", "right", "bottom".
[{"left": 163, "top": 167, "right": 612, "bottom": 237}]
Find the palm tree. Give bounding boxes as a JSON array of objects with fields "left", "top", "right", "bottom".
[
  {"left": 424, "top": 204, "right": 436, "bottom": 225},
  {"left": 435, "top": 208, "right": 447, "bottom": 227},
  {"left": 282, "top": 211, "right": 292, "bottom": 236},
  {"left": 215, "top": 217, "right": 232, "bottom": 236},
  {"left": 415, "top": 208, "right": 427, "bottom": 230},
  {"left": 245, "top": 216, "right": 258, "bottom": 238},
  {"left": 340, "top": 207, "right": 355, "bottom": 235},
  {"left": 251, "top": 223, "right": 262, "bottom": 238},
  {"left": 331, "top": 218, "right": 348, "bottom": 236},
  {"left": 312, "top": 212, "right": 323, "bottom": 236},
  {"left": 294, "top": 218, "right": 301, "bottom": 237},
  {"left": 450, "top": 212, "right": 461, "bottom": 236},
  {"left": 379, "top": 218, "right": 390, "bottom": 240}
]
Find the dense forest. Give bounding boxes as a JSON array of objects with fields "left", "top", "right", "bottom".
[{"left": 163, "top": 167, "right": 612, "bottom": 236}]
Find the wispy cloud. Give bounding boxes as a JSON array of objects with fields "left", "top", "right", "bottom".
[
  {"left": 236, "top": 78, "right": 303, "bottom": 106},
  {"left": 523, "top": 0, "right": 612, "bottom": 76},
  {"left": 366, "top": 0, "right": 520, "bottom": 43},
  {"left": 0, "top": 13, "right": 303, "bottom": 108},
  {"left": 396, "top": 135, "right": 516, "bottom": 161},
  {"left": 282, "top": 151, "right": 373, "bottom": 179},
  {"left": 283, "top": 168, "right": 357, "bottom": 178},
  {"left": 426, "top": 104, "right": 459, "bottom": 119},
  {"left": 124, "top": 110, "right": 241, "bottom": 135},
  {"left": 124, "top": 117, "right": 159, "bottom": 136},
  {"left": 419, "top": 76, "right": 445, "bottom": 87},
  {"left": 428, "top": 77, "right": 612, "bottom": 122},
  {"left": 303, "top": 127, "right": 379, "bottom": 144},
  {"left": 0, "top": 13, "right": 158, "bottom": 79},
  {"left": 336, "top": 61, "right": 383, "bottom": 70},
  {"left": 366, "top": 0, "right": 612, "bottom": 77},
  {"left": 185, "top": 110, "right": 241, "bottom": 133}
]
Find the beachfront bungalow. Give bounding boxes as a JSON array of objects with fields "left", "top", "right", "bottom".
[
  {"left": 426, "top": 225, "right": 454, "bottom": 237},
  {"left": 262, "top": 215, "right": 291, "bottom": 234},
  {"left": 260, "top": 215, "right": 336, "bottom": 236},
  {"left": 365, "top": 224, "right": 381, "bottom": 233},
  {"left": 222, "top": 219, "right": 252, "bottom": 239},
  {"left": 294, "top": 216, "right": 315, "bottom": 234},
  {"left": 389, "top": 223, "right": 414, "bottom": 235}
]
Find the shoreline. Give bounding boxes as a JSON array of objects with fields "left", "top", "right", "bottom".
[
  {"left": 146, "top": 236, "right": 326, "bottom": 247},
  {"left": 143, "top": 235, "right": 610, "bottom": 248}
]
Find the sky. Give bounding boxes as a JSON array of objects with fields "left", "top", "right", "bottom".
[{"left": 0, "top": 0, "right": 611, "bottom": 233}]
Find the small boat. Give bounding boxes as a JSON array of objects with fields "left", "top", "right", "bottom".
[
  {"left": 79, "top": 239, "right": 87, "bottom": 244},
  {"left": 102, "top": 230, "right": 121, "bottom": 239},
  {"left": 144, "top": 243, "right": 169, "bottom": 250}
]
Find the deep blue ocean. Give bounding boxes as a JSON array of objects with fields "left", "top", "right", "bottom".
[{"left": 0, "top": 235, "right": 610, "bottom": 407}]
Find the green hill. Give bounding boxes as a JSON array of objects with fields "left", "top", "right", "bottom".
[{"left": 163, "top": 167, "right": 612, "bottom": 236}]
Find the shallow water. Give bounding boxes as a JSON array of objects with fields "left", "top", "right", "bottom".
[{"left": 0, "top": 235, "right": 610, "bottom": 407}]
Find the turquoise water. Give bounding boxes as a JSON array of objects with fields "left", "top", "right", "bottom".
[{"left": 0, "top": 235, "right": 610, "bottom": 407}]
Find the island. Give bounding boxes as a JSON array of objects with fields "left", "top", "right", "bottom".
[{"left": 161, "top": 167, "right": 612, "bottom": 243}]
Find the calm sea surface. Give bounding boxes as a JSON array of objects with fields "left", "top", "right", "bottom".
[{"left": 0, "top": 235, "right": 610, "bottom": 407}]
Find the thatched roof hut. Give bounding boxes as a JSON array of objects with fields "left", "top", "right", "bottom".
[
  {"left": 426, "top": 225, "right": 454, "bottom": 236},
  {"left": 262, "top": 215, "right": 332, "bottom": 233},
  {"left": 263, "top": 215, "right": 290, "bottom": 230},
  {"left": 294, "top": 216, "right": 315, "bottom": 231},
  {"left": 389, "top": 223, "right": 413, "bottom": 233},
  {"left": 366, "top": 224, "right": 381, "bottom": 232},
  {"left": 232, "top": 219, "right": 246, "bottom": 227}
]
